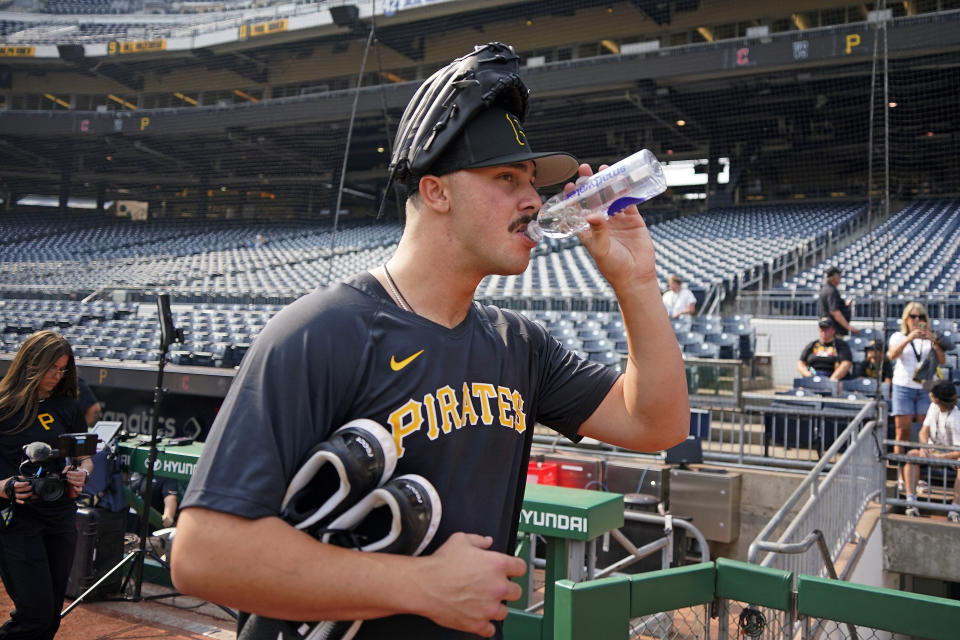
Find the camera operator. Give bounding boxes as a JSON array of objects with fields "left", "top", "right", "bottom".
[{"left": 0, "top": 331, "right": 93, "bottom": 639}]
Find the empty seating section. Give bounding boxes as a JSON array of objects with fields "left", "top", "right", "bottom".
[
  {"left": 651, "top": 202, "right": 864, "bottom": 299},
  {"left": 0, "top": 297, "right": 286, "bottom": 367},
  {"left": 1, "top": 213, "right": 403, "bottom": 300},
  {"left": 477, "top": 202, "right": 863, "bottom": 311},
  {"left": 779, "top": 198, "right": 960, "bottom": 301},
  {"left": 2, "top": 203, "right": 862, "bottom": 370},
  {"left": 0, "top": 0, "right": 325, "bottom": 43},
  {"left": 0, "top": 296, "right": 759, "bottom": 370}
]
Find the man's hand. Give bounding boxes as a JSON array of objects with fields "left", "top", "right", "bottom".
[
  {"left": 415, "top": 533, "right": 527, "bottom": 637},
  {"left": 573, "top": 164, "right": 658, "bottom": 291}
]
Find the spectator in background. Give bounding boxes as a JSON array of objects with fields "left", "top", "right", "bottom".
[
  {"left": 889, "top": 301, "right": 946, "bottom": 492},
  {"left": 903, "top": 381, "right": 960, "bottom": 522},
  {"left": 0, "top": 331, "right": 93, "bottom": 640},
  {"left": 854, "top": 339, "right": 892, "bottom": 384},
  {"left": 817, "top": 266, "right": 858, "bottom": 336},
  {"left": 127, "top": 472, "right": 180, "bottom": 531},
  {"left": 77, "top": 377, "right": 102, "bottom": 428},
  {"left": 797, "top": 316, "right": 853, "bottom": 381},
  {"left": 662, "top": 274, "right": 696, "bottom": 319}
]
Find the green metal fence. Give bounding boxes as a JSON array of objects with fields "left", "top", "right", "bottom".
[{"left": 505, "top": 558, "right": 960, "bottom": 640}]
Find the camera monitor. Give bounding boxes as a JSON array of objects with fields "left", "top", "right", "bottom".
[
  {"left": 92, "top": 420, "right": 123, "bottom": 447},
  {"left": 58, "top": 433, "right": 99, "bottom": 458}
]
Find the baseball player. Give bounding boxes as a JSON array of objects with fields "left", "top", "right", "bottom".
[{"left": 172, "top": 42, "right": 688, "bottom": 639}]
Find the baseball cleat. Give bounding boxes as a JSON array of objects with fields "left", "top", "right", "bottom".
[
  {"left": 280, "top": 419, "right": 398, "bottom": 535},
  {"left": 321, "top": 473, "right": 442, "bottom": 556},
  {"left": 300, "top": 475, "right": 442, "bottom": 640},
  {"left": 242, "top": 476, "right": 442, "bottom": 640}
]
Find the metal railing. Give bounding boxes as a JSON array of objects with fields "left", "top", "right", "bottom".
[
  {"left": 882, "top": 438, "right": 960, "bottom": 517},
  {"left": 531, "top": 394, "right": 872, "bottom": 472},
  {"left": 748, "top": 400, "right": 885, "bottom": 579},
  {"left": 525, "top": 557, "right": 960, "bottom": 640},
  {"left": 736, "top": 290, "right": 960, "bottom": 320},
  {"left": 698, "top": 395, "right": 868, "bottom": 470}
]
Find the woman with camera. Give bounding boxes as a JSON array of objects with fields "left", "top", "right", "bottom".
[
  {"left": 888, "top": 302, "right": 946, "bottom": 494},
  {"left": 0, "top": 331, "right": 93, "bottom": 639}
]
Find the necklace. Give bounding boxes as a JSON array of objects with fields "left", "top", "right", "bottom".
[{"left": 382, "top": 264, "right": 414, "bottom": 314}]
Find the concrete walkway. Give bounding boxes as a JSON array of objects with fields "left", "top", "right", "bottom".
[{"left": 1, "top": 582, "right": 237, "bottom": 639}]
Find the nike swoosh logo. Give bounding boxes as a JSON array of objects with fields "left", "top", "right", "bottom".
[{"left": 390, "top": 349, "right": 424, "bottom": 371}]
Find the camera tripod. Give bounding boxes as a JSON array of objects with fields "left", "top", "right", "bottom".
[{"left": 62, "top": 294, "right": 236, "bottom": 620}]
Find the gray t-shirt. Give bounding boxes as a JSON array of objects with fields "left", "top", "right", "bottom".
[{"left": 182, "top": 272, "right": 619, "bottom": 639}]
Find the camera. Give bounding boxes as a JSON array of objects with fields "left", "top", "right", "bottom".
[{"left": 18, "top": 434, "right": 98, "bottom": 503}]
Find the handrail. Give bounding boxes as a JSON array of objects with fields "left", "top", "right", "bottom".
[
  {"left": 747, "top": 400, "right": 880, "bottom": 566},
  {"left": 746, "top": 529, "right": 859, "bottom": 640},
  {"left": 593, "top": 511, "right": 711, "bottom": 579}
]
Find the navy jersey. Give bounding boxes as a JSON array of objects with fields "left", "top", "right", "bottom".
[{"left": 183, "top": 272, "right": 620, "bottom": 639}]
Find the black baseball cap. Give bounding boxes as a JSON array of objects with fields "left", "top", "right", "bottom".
[
  {"left": 818, "top": 316, "right": 835, "bottom": 329},
  {"left": 930, "top": 380, "right": 958, "bottom": 405},
  {"left": 427, "top": 106, "right": 578, "bottom": 187}
]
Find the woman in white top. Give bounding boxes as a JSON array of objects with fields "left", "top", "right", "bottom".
[{"left": 887, "top": 301, "right": 945, "bottom": 489}]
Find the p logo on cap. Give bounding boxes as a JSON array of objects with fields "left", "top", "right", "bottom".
[{"left": 504, "top": 112, "right": 527, "bottom": 147}]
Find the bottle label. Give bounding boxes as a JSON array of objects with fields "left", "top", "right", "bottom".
[
  {"left": 567, "top": 163, "right": 628, "bottom": 200},
  {"left": 606, "top": 196, "right": 645, "bottom": 215}
]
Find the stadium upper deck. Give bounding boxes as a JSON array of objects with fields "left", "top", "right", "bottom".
[{"left": 0, "top": 0, "right": 958, "bottom": 218}]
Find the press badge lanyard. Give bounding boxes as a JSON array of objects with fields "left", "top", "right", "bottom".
[{"left": 909, "top": 338, "right": 923, "bottom": 364}]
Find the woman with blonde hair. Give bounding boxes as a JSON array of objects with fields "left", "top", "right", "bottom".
[
  {"left": 0, "top": 331, "right": 93, "bottom": 639},
  {"left": 887, "top": 302, "right": 945, "bottom": 492}
]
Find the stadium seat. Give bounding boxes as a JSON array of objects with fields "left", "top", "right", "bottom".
[{"left": 793, "top": 376, "right": 837, "bottom": 396}]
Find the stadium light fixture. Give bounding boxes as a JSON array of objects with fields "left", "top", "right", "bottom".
[
  {"left": 233, "top": 89, "right": 258, "bottom": 103},
  {"left": 108, "top": 94, "right": 137, "bottom": 110},
  {"left": 43, "top": 93, "right": 70, "bottom": 109},
  {"left": 174, "top": 92, "right": 198, "bottom": 106}
]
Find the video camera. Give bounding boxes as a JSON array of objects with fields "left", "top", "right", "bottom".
[{"left": 18, "top": 434, "right": 99, "bottom": 503}]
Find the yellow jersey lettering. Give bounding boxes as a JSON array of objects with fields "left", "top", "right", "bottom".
[
  {"left": 460, "top": 382, "right": 479, "bottom": 427},
  {"left": 38, "top": 413, "right": 55, "bottom": 430},
  {"left": 511, "top": 390, "right": 527, "bottom": 433},
  {"left": 472, "top": 383, "right": 497, "bottom": 425},
  {"left": 388, "top": 400, "right": 423, "bottom": 457},
  {"left": 436, "top": 385, "right": 462, "bottom": 433},
  {"left": 497, "top": 386, "right": 514, "bottom": 428},
  {"left": 424, "top": 393, "right": 439, "bottom": 440}
]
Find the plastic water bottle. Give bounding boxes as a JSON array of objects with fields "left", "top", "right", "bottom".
[{"left": 525, "top": 149, "right": 667, "bottom": 241}]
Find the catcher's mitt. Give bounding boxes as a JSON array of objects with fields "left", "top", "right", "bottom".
[{"left": 388, "top": 42, "right": 530, "bottom": 186}]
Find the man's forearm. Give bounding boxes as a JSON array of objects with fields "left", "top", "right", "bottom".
[
  {"left": 830, "top": 310, "right": 849, "bottom": 329},
  {"left": 617, "top": 279, "right": 688, "bottom": 447},
  {"left": 831, "top": 361, "right": 852, "bottom": 381},
  {"left": 172, "top": 508, "right": 413, "bottom": 622}
]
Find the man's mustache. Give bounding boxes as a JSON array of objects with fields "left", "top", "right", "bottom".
[{"left": 508, "top": 215, "right": 534, "bottom": 233}]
